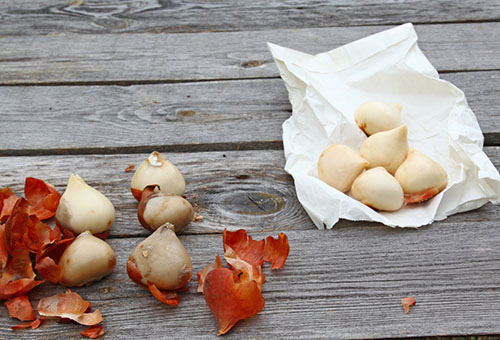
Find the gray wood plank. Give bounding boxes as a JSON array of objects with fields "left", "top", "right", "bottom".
[
  {"left": 2, "top": 223, "right": 500, "bottom": 339},
  {"left": 0, "top": 148, "right": 498, "bottom": 237},
  {"left": 0, "top": 71, "right": 498, "bottom": 154},
  {"left": 1, "top": 0, "right": 500, "bottom": 36},
  {"left": 0, "top": 23, "right": 499, "bottom": 85},
  {"left": 0, "top": 79, "right": 289, "bottom": 154},
  {"left": 0, "top": 150, "right": 315, "bottom": 237}
]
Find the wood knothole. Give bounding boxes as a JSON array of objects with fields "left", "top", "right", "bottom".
[
  {"left": 177, "top": 110, "right": 196, "bottom": 117},
  {"left": 223, "top": 191, "right": 285, "bottom": 216},
  {"left": 241, "top": 60, "right": 265, "bottom": 68}
]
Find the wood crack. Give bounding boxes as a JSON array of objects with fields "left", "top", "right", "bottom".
[
  {"left": 0, "top": 141, "right": 284, "bottom": 157},
  {"left": 247, "top": 195, "right": 268, "bottom": 212},
  {"left": 0, "top": 76, "right": 281, "bottom": 87}
]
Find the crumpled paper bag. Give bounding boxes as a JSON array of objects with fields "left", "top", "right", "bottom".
[{"left": 268, "top": 23, "right": 500, "bottom": 228}]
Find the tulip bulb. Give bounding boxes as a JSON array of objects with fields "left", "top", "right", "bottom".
[
  {"left": 128, "top": 225, "right": 192, "bottom": 291},
  {"left": 395, "top": 149, "right": 448, "bottom": 204},
  {"left": 351, "top": 167, "right": 404, "bottom": 211},
  {"left": 138, "top": 185, "right": 194, "bottom": 233},
  {"left": 355, "top": 102, "right": 402, "bottom": 136},
  {"left": 317, "top": 144, "right": 369, "bottom": 192},
  {"left": 55, "top": 174, "right": 115, "bottom": 235},
  {"left": 131, "top": 151, "right": 186, "bottom": 201},
  {"left": 360, "top": 125, "right": 409, "bottom": 175},
  {"left": 58, "top": 231, "right": 116, "bottom": 287}
]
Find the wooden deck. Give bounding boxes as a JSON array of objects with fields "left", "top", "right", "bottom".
[{"left": 1, "top": 1, "right": 500, "bottom": 339}]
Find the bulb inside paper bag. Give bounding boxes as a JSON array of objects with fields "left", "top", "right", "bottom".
[
  {"left": 317, "top": 144, "right": 368, "bottom": 192},
  {"left": 360, "top": 125, "right": 409, "bottom": 175},
  {"left": 355, "top": 102, "right": 402, "bottom": 136},
  {"left": 395, "top": 149, "right": 448, "bottom": 204},
  {"left": 352, "top": 167, "right": 404, "bottom": 211},
  {"left": 268, "top": 23, "right": 500, "bottom": 228}
]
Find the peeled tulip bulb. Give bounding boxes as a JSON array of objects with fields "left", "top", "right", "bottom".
[
  {"left": 55, "top": 174, "right": 115, "bottom": 234},
  {"left": 351, "top": 167, "right": 404, "bottom": 211},
  {"left": 360, "top": 125, "right": 409, "bottom": 175},
  {"left": 138, "top": 185, "right": 194, "bottom": 233},
  {"left": 58, "top": 231, "right": 116, "bottom": 287},
  {"left": 355, "top": 102, "right": 402, "bottom": 136},
  {"left": 395, "top": 149, "right": 448, "bottom": 204},
  {"left": 317, "top": 144, "right": 369, "bottom": 192},
  {"left": 128, "top": 225, "right": 192, "bottom": 291},
  {"left": 131, "top": 151, "right": 186, "bottom": 201}
]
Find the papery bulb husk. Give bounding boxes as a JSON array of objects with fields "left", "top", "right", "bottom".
[
  {"left": 355, "top": 102, "right": 402, "bottom": 136},
  {"left": 128, "top": 225, "right": 192, "bottom": 291},
  {"left": 318, "top": 144, "right": 369, "bottom": 192},
  {"left": 395, "top": 149, "right": 448, "bottom": 203},
  {"left": 58, "top": 231, "right": 116, "bottom": 287},
  {"left": 131, "top": 151, "right": 186, "bottom": 201},
  {"left": 138, "top": 188, "right": 194, "bottom": 233},
  {"left": 351, "top": 167, "right": 404, "bottom": 211},
  {"left": 55, "top": 174, "right": 115, "bottom": 234},
  {"left": 360, "top": 125, "right": 409, "bottom": 175}
]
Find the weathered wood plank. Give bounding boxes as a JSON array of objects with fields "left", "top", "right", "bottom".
[
  {"left": 0, "top": 71, "right": 499, "bottom": 154},
  {"left": 0, "top": 23, "right": 499, "bottom": 85},
  {"left": 0, "top": 79, "right": 290, "bottom": 154},
  {"left": 1, "top": 0, "right": 500, "bottom": 36},
  {"left": 3, "top": 223, "right": 500, "bottom": 339},
  {"left": 0, "top": 150, "right": 315, "bottom": 237},
  {"left": 0, "top": 148, "right": 498, "bottom": 237}
]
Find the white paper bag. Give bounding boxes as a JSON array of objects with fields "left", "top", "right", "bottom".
[{"left": 268, "top": 23, "right": 500, "bottom": 228}]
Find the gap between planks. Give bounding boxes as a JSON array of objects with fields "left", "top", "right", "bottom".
[
  {"left": 1, "top": 69, "right": 500, "bottom": 88},
  {"left": 2, "top": 137, "right": 500, "bottom": 158},
  {"left": 0, "top": 141, "right": 285, "bottom": 157},
  {"left": 0, "top": 76, "right": 281, "bottom": 87}
]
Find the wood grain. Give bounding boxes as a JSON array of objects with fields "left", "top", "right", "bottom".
[
  {"left": 0, "top": 23, "right": 499, "bottom": 85},
  {"left": 1, "top": 0, "right": 500, "bottom": 36},
  {"left": 3, "top": 223, "right": 500, "bottom": 339},
  {"left": 0, "top": 71, "right": 499, "bottom": 155},
  {"left": 0, "top": 148, "right": 498, "bottom": 237},
  {"left": 0, "top": 151, "right": 314, "bottom": 237}
]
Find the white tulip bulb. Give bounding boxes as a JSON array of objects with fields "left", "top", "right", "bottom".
[
  {"left": 355, "top": 101, "right": 402, "bottom": 136},
  {"left": 58, "top": 231, "right": 116, "bottom": 287},
  {"left": 55, "top": 174, "right": 115, "bottom": 235},
  {"left": 395, "top": 149, "right": 448, "bottom": 204},
  {"left": 317, "top": 144, "right": 369, "bottom": 192},
  {"left": 138, "top": 189, "right": 194, "bottom": 234},
  {"left": 351, "top": 167, "right": 404, "bottom": 211},
  {"left": 131, "top": 151, "right": 185, "bottom": 201},
  {"left": 360, "top": 125, "right": 409, "bottom": 175},
  {"left": 128, "top": 225, "right": 192, "bottom": 291}
]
